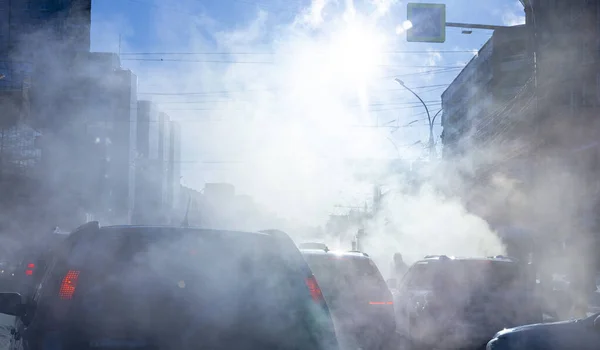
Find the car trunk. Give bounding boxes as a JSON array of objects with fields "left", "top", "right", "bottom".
[
  {"left": 304, "top": 255, "right": 395, "bottom": 344},
  {"left": 437, "top": 261, "right": 535, "bottom": 342}
]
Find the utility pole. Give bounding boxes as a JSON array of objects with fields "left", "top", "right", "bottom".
[{"left": 394, "top": 79, "right": 442, "bottom": 159}]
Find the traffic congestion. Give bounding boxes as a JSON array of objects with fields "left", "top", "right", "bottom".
[
  {"left": 0, "top": 224, "right": 597, "bottom": 349},
  {"left": 3, "top": 0, "right": 600, "bottom": 349}
]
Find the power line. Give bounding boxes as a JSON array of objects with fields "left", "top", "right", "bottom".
[
  {"left": 162, "top": 103, "right": 441, "bottom": 112},
  {"left": 377, "top": 68, "right": 463, "bottom": 80},
  {"left": 120, "top": 50, "right": 479, "bottom": 55},
  {"left": 139, "top": 83, "right": 451, "bottom": 97},
  {"left": 122, "top": 57, "right": 464, "bottom": 69}
]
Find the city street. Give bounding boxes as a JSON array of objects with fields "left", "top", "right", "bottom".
[{"left": 1, "top": 0, "right": 600, "bottom": 349}]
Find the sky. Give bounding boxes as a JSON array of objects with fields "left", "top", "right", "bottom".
[{"left": 88, "top": 0, "right": 526, "bottom": 225}]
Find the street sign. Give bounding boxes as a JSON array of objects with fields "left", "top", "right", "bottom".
[{"left": 406, "top": 3, "right": 446, "bottom": 43}]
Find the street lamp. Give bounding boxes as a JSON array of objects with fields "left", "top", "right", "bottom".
[{"left": 394, "top": 78, "right": 442, "bottom": 158}]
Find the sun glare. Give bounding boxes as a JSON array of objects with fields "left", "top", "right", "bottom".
[{"left": 327, "top": 19, "right": 386, "bottom": 84}]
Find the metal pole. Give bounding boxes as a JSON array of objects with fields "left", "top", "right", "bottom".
[
  {"left": 445, "top": 22, "right": 509, "bottom": 31},
  {"left": 394, "top": 79, "right": 436, "bottom": 158}
]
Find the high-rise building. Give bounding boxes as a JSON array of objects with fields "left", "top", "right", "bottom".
[
  {"left": 0, "top": 0, "right": 91, "bottom": 58},
  {"left": 110, "top": 69, "right": 138, "bottom": 224},
  {"left": 133, "top": 100, "right": 163, "bottom": 224},
  {"left": 35, "top": 52, "right": 138, "bottom": 228},
  {"left": 158, "top": 112, "right": 171, "bottom": 216},
  {"left": 168, "top": 120, "right": 181, "bottom": 216},
  {"left": 526, "top": 0, "right": 600, "bottom": 159}
]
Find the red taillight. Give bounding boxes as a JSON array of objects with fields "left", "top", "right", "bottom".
[
  {"left": 305, "top": 275, "right": 324, "bottom": 302},
  {"left": 25, "top": 263, "right": 35, "bottom": 276},
  {"left": 58, "top": 270, "right": 80, "bottom": 300}
]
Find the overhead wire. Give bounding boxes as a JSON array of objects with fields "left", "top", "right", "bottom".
[
  {"left": 122, "top": 57, "right": 465, "bottom": 69},
  {"left": 139, "top": 83, "right": 452, "bottom": 97},
  {"left": 120, "top": 50, "right": 480, "bottom": 55}
]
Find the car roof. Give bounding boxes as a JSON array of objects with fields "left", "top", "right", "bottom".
[
  {"left": 300, "top": 249, "right": 371, "bottom": 260},
  {"left": 99, "top": 225, "right": 270, "bottom": 237},
  {"left": 414, "top": 255, "right": 518, "bottom": 264}
]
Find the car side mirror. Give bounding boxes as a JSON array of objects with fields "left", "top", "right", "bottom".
[{"left": 0, "top": 293, "right": 24, "bottom": 316}]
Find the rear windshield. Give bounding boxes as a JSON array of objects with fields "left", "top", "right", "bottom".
[
  {"left": 303, "top": 254, "right": 390, "bottom": 304},
  {"left": 53, "top": 228, "right": 329, "bottom": 350},
  {"left": 405, "top": 260, "right": 523, "bottom": 291}
]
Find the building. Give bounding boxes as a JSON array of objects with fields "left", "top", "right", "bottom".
[
  {"left": 111, "top": 68, "right": 138, "bottom": 224},
  {"left": 33, "top": 52, "right": 138, "bottom": 228},
  {"left": 0, "top": 0, "right": 92, "bottom": 236},
  {"left": 133, "top": 104, "right": 183, "bottom": 224},
  {"left": 441, "top": 25, "right": 533, "bottom": 163},
  {"left": 0, "top": 0, "right": 91, "bottom": 121},
  {"left": 157, "top": 112, "right": 171, "bottom": 218},
  {"left": 167, "top": 120, "right": 181, "bottom": 216},
  {"left": 0, "top": 0, "right": 91, "bottom": 59},
  {"left": 133, "top": 100, "right": 162, "bottom": 224},
  {"left": 523, "top": 0, "right": 600, "bottom": 271}
]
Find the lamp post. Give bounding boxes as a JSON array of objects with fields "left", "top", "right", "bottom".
[{"left": 394, "top": 78, "right": 442, "bottom": 158}]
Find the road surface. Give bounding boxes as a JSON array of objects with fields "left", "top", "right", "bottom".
[{"left": 0, "top": 313, "right": 13, "bottom": 350}]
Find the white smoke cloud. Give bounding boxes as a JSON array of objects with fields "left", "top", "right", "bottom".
[{"left": 101, "top": 0, "right": 509, "bottom": 264}]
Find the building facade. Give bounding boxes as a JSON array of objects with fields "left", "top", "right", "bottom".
[
  {"left": 167, "top": 120, "right": 181, "bottom": 218},
  {"left": 523, "top": 0, "right": 600, "bottom": 271},
  {"left": 33, "top": 53, "right": 139, "bottom": 228},
  {"left": 0, "top": 0, "right": 91, "bottom": 58},
  {"left": 441, "top": 25, "right": 533, "bottom": 161},
  {"left": 133, "top": 100, "right": 163, "bottom": 224}
]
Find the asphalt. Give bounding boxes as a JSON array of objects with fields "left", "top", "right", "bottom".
[{"left": 0, "top": 314, "right": 13, "bottom": 350}]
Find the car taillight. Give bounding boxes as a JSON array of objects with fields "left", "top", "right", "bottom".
[
  {"left": 58, "top": 270, "right": 80, "bottom": 300},
  {"left": 305, "top": 275, "right": 324, "bottom": 302}
]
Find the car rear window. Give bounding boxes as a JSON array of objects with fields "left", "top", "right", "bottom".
[
  {"left": 303, "top": 254, "right": 390, "bottom": 305},
  {"left": 49, "top": 228, "right": 330, "bottom": 350}
]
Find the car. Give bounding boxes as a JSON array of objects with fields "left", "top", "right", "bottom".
[
  {"left": 13, "top": 231, "right": 70, "bottom": 298},
  {"left": 0, "top": 222, "right": 340, "bottom": 350},
  {"left": 487, "top": 312, "right": 600, "bottom": 349},
  {"left": 395, "top": 255, "right": 541, "bottom": 350},
  {"left": 299, "top": 243, "right": 396, "bottom": 350}
]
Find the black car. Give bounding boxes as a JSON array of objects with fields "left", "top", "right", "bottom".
[
  {"left": 13, "top": 232, "right": 70, "bottom": 298},
  {"left": 487, "top": 312, "right": 600, "bottom": 349},
  {"left": 0, "top": 222, "right": 340, "bottom": 350},
  {"left": 300, "top": 243, "right": 396, "bottom": 350},
  {"left": 396, "top": 255, "right": 541, "bottom": 350}
]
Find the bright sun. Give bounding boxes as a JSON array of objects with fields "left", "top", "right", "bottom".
[{"left": 326, "top": 18, "right": 386, "bottom": 84}]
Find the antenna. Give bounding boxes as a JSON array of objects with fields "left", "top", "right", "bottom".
[{"left": 181, "top": 196, "right": 192, "bottom": 227}]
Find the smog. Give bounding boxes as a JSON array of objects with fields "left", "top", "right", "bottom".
[{"left": 1, "top": 0, "right": 600, "bottom": 349}]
